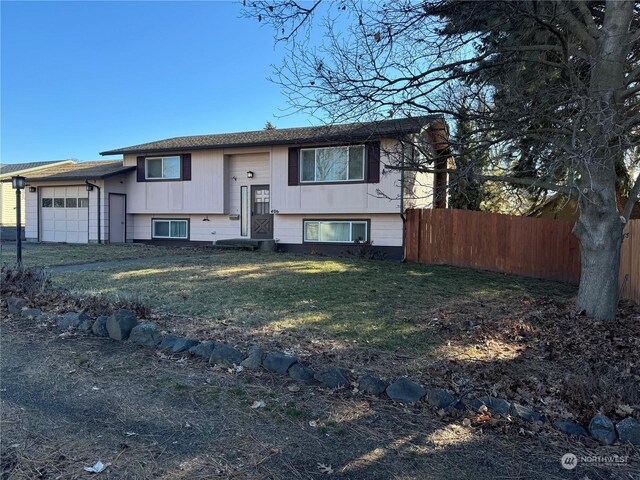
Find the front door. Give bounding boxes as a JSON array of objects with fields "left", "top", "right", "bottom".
[
  {"left": 109, "top": 194, "right": 126, "bottom": 243},
  {"left": 251, "top": 185, "right": 273, "bottom": 239}
]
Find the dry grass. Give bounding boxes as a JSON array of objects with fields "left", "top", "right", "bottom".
[
  {"left": 0, "top": 242, "right": 203, "bottom": 268},
  {"left": 51, "top": 250, "right": 577, "bottom": 353},
  {"left": 2, "top": 316, "right": 636, "bottom": 480}
]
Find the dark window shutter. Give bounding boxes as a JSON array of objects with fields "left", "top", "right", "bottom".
[
  {"left": 366, "top": 141, "right": 380, "bottom": 183},
  {"left": 136, "top": 156, "right": 145, "bottom": 182},
  {"left": 288, "top": 147, "right": 300, "bottom": 186},
  {"left": 181, "top": 154, "right": 192, "bottom": 181}
]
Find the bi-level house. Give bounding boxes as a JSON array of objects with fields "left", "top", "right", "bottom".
[{"left": 22, "top": 116, "right": 449, "bottom": 259}]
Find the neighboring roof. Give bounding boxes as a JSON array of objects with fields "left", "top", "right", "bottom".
[
  {"left": 24, "top": 160, "right": 133, "bottom": 182},
  {"left": 0, "top": 160, "right": 75, "bottom": 178},
  {"left": 100, "top": 115, "right": 443, "bottom": 155}
]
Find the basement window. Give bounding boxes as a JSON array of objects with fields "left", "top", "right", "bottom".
[
  {"left": 303, "top": 220, "right": 368, "bottom": 243},
  {"left": 152, "top": 219, "right": 188, "bottom": 239}
]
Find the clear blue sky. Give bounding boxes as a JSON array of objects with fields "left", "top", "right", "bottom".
[{"left": 1, "top": 1, "right": 315, "bottom": 164}]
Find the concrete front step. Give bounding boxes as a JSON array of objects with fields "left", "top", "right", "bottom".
[{"left": 214, "top": 239, "right": 276, "bottom": 252}]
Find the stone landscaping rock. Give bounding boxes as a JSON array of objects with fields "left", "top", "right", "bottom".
[
  {"left": 240, "top": 346, "right": 265, "bottom": 369},
  {"left": 106, "top": 309, "right": 138, "bottom": 341},
  {"left": 172, "top": 337, "right": 199, "bottom": 353},
  {"left": 7, "top": 297, "right": 27, "bottom": 315},
  {"left": 288, "top": 363, "right": 315, "bottom": 382},
  {"left": 314, "top": 367, "right": 350, "bottom": 389},
  {"left": 189, "top": 341, "right": 215, "bottom": 358},
  {"left": 57, "top": 312, "right": 90, "bottom": 330},
  {"left": 471, "top": 396, "right": 511, "bottom": 416},
  {"left": 92, "top": 316, "right": 109, "bottom": 337},
  {"left": 129, "top": 322, "right": 162, "bottom": 347},
  {"left": 159, "top": 335, "right": 179, "bottom": 350},
  {"left": 509, "top": 402, "right": 546, "bottom": 423},
  {"left": 78, "top": 316, "right": 94, "bottom": 332},
  {"left": 554, "top": 421, "right": 589, "bottom": 437},
  {"left": 209, "top": 343, "right": 244, "bottom": 365},
  {"left": 263, "top": 352, "right": 297, "bottom": 375},
  {"left": 358, "top": 375, "right": 387, "bottom": 396},
  {"left": 589, "top": 414, "right": 617, "bottom": 445},
  {"left": 386, "top": 378, "right": 426, "bottom": 403},
  {"left": 615, "top": 417, "right": 640, "bottom": 445},
  {"left": 21, "top": 308, "right": 42, "bottom": 319},
  {"left": 424, "top": 387, "right": 456, "bottom": 410}
]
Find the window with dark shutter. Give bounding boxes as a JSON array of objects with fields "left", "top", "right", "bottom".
[
  {"left": 136, "top": 156, "right": 145, "bottom": 182},
  {"left": 366, "top": 141, "right": 380, "bottom": 183},
  {"left": 288, "top": 147, "right": 300, "bottom": 186},
  {"left": 181, "top": 154, "right": 191, "bottom": 181}
]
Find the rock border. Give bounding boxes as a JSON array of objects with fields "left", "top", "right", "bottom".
[{"left": 4, "top": 295, "right": 639, "bottom": 447}]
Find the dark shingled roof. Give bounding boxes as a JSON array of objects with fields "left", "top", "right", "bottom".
[
  {"left": 25, "top": 160, "right": 133, "bottom": 182},
  {"left": 0, "top": 160, "right": 74, "bottom": 177},
  {"left": 100, "top": 115, "right": 442, "bottom": 155}
]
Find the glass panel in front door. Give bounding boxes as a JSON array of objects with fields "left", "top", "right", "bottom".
[{"left": 253, "top": 188, "right": 270, "bottom": 215}]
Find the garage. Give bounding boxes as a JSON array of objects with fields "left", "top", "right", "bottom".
[{"left": 40, "top": 186, "right": 89, "bottom": 243}]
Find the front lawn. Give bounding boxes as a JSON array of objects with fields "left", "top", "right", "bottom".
[
  {"left": 52, "top": 250, "right": 577, "bottom": 353},
  {"left": 0, "top": 242, "right": 202, "bottom": 267}
]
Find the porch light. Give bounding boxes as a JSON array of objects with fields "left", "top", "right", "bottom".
[
  {"left": 247, "top": 171, "right": 254, "bottom": 178},
  {"left": 12, "top": 175, "right": 26, "bottom": 190},
  {"left": 29, "top": 186, "right": 37, "bottom": 193},
  {"left": 85, "top": 184, "right": 94, "bottom": 191},
  {"left": 11, "top": 176, "right": 25, "bottom": 265}
]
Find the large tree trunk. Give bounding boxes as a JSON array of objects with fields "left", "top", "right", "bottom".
[
  {"left": 572, "top": 0, "right": 634, "bottom": 321},
  {"left": 573, "top": 172, "right": 624, "bottom": 320}
]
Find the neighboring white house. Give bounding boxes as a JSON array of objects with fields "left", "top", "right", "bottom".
[
  {"left": 0, "top": 160, "right": 75, "bottom": 240},
  {"left": 22, "top": 116, "right": 450, "bottom": 258}
]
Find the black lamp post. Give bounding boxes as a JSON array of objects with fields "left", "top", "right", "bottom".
[{"left": 11, "top": 175, "right": 26, "bottom": 265}]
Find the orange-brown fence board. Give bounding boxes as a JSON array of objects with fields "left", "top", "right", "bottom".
[
  {"left": 405, "top": 208, "right": 581, "bottom": 283},
  {"left": 620, "top": 220, "right": 640, "bottom": 304},
  {"left": 406, "top": 209, "right": 639, "bottom": 303}
]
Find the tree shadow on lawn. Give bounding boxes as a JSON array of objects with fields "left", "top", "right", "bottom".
[
  {"left": 55, "top": 252, "right": 577, "bottom": 354},
  {"left": 3, "top": 325, "right": 633, "bottom": 480}
]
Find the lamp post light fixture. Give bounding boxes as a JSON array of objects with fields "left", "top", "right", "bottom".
[{"left": 11, "top": 175, "right": 25, "bottom": 265}]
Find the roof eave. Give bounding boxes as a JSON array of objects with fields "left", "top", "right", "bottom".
[
  {"left": 25, "top": 166, "right": 136, "bottom": 183},
  {"left": 0, "top": 160, "right": 76, "bottom": 179},
  {"left": 99, "top": 131, "right": 420, "bottom": 156}
]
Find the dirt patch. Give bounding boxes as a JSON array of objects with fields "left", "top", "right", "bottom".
[
  {"left": 4, "top": 265, "right": 639, "bottom": 431},
  {"left": 140, "top": 296, "right": 640, "bottom": 429},
  {"left": 2, "top": 318, "right": 637, "bottom": 479}
]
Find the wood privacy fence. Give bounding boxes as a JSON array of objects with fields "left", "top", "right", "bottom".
[
  {"left": 405, "top": 209, "right": 640, "bottom": 303},
  {"left": 619, "top": 220, "right": 640, "bottom": 304}
]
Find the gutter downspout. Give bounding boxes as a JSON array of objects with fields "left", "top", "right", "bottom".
[{"left": 85, "top": 180, "right": 101, "bottom": 244}]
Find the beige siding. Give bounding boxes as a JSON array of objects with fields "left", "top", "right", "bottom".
[
  {"left": 403, "top": 169, "right": 435, "bottom": 209},
  {"left": 274, "top": 213, "right": 403, "bottom": 246},
  {"left": 130, "top": 214, "right": 238, "bottom": 243},
  {"left": 123, "top": 151, "right": 226, "bottom": 214},
  {"left": 0, "top": 183, "right": 25, "bottom": 226},
  {"left": 25, "top": 187, "right": 38, "bottom": 239},
  {"left": 225, "top": 153, "right": 271, "bottom": 215},
  {"left": 129, "top": 212, "right": 402, "bottom": 246},
  {"left": 270, "top": 140, "right": 403, "bottom": 215},
  {"left": 123, "top": 139, "right": 408, "bottom": 217}
]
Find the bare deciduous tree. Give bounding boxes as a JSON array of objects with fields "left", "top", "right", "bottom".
[{"left": 244, "top": 0, "right": 640, "bottom": 320}]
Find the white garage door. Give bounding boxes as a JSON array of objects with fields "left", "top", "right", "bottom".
[{"left": 40, "top": 187, "right": 89, "bottom": 243}]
